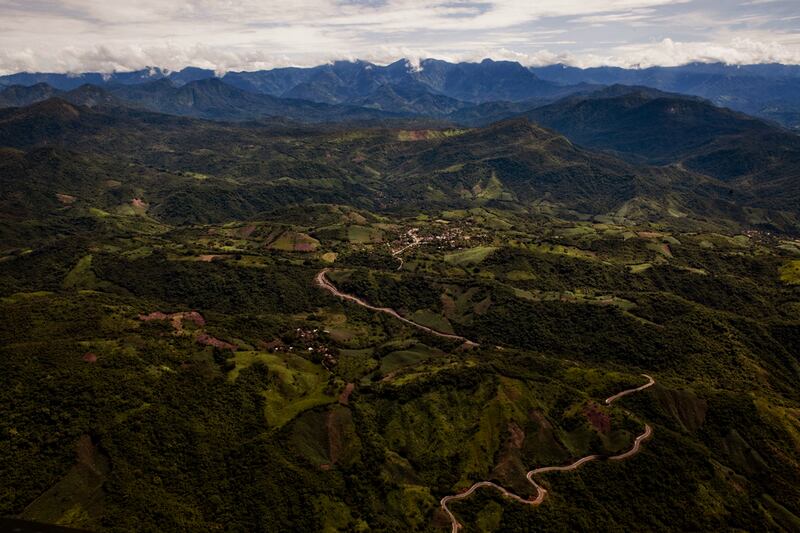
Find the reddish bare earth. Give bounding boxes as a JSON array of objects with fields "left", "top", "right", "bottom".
[
  {"left": 139, "top": 310, "right": 235, "bottom": 350},
  {"left": 56, "top": 193, "right": 76, "bottom": 205},
  {"left": 238, "top": 224, "right": 256, "bottom": 238},
  {"left": 637, "top": 231, "right": 664, "bottom": 238},
  {"left": 339, "top": 382, "right": 355, "bottom": 405},
  {"left": 196, "top": 333, "right": 236, "bottom": 350},
  {"left": 584, "top": 402, "right": 611, "bottom": 433},
  {"left": 138, "top": 311, "right": 205, "bottom": 332}
]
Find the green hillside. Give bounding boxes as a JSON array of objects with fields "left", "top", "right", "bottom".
[{"left": 1, "top": 100, "right": 799, "bottom": 532}]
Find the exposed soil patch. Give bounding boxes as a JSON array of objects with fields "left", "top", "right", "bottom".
[
  {"left": 139, "top": 310, "right": 236, "bottom": 350},
  {"left": 56, "top": 193, "right": 76, "bottom": 205},
  {"left": 473, "top": 296, "right": 492, "bottom": 315},
  {"left": 339, "top": 382, "right": 355, "bottom": 405},
  {"left": 584, "top": 402, "right": 611, "bottom": 434},
  {"left": 441, "top": 294, "right": 456, "bottom": 319},
  {"left": 138, "top": 311, "right": 205, "bottom": 332},
  {"left": 238, "top": 224, "right": 256, "bottom": 238},
  {"left": 259, "top": 338, "right": 287, "bottom": 352},
  {"left": 637, "top": 231, "right": 664, "bottom": 239},
  {"left": 197, "top": 333, "right": 236, "bottom": 351},
  {"left": 326, "top": 412, "right": 343, "bottom": 465}
]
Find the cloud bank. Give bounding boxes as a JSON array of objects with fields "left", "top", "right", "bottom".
[{"left": 0, "top": 0, "right": 798, "bottom": 74}]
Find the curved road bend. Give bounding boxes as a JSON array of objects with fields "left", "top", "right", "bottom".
[
  {"left": 440, "top": 374, "right": 656, "bottom": 533},
  {"left": 315, "top": 268, "right": 478, "bottom": 346},
  {"left": 604, "top": 374, "right": 656, "bottom": 405}
]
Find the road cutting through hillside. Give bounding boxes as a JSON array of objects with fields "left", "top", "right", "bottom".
[
  {"left": 315, "top": 268, "right": 478, "bottom": 346},
  {"left": 440, "top": 375, "right": 655, "bottom": 533}
]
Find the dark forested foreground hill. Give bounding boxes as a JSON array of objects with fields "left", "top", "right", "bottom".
[{"left": 1, "top": 92, "right": 800, "bottom": 533}]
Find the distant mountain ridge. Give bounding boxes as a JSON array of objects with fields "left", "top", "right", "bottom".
[
  {"left": 0, "top": 79, "right": 406, "bottom": 123},
  {"left": 0, "top": 59, "right": 577, "bottom": 101},
  {"left": 3, "top": 58, "right": 799, "bottom": 128},
  {"left": 531, "top": 62, "right": 800, "bottom": 129},
  {"left": 523, "top": 85, "right": 800, "bottom": 214},
  {"left": 0, "top": 59, "right": 591, "bottom": 121},
  {"left": 0, "top": 77, "right": 549, "bottom": 125}
]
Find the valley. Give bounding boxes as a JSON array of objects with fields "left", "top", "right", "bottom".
[{"left": 1, "top": 60, "right": 799, "bottom": 533}]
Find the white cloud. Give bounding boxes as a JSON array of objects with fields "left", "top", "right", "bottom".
[
  {"left": 595, "top": 36, "right": 800, "bottom": 68},
  {"left": 0, "top": 0, "right": 798, "bottom": 73}
]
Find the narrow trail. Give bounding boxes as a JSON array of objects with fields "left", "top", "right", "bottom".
[
  {"left": 440, "top": 375, "right": 656, "bottom": 533},
  {"left": 315, "top": 268, "right": 478, "bottom": 346}
]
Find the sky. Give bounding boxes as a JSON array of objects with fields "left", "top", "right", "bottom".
[{"left": 0, "top": 0, "right": 798, "bottom": 74}]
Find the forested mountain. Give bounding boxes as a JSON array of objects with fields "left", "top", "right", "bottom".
[
  {"left": 3, "top": 59, "right": 799, "bottom": 128},
  {"left": 0, "top": 97, "right": 797, "bottom": 234},
  {"left": 522, "top": 86, "right": 800, "bottom": 213},
  {"left": 0, "top": 79, "right": 403, "bottom": 123},
  {"left": 531, "top": 62, "right": 800, "bottom": 129}
]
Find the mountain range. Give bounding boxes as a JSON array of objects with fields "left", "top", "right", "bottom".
[
  {"left": 2, "top": 59, "right": 799, "bottom": 128},
  {"left": 1, "top": 59, "right": 800, "bottom": 237},
  {"left": 1, "top": 91, "right": 798, "bottom": 235}
]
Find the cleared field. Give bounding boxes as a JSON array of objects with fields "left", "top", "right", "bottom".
[
  {"left": 347, "top": 225, "right": 384, "bottom": 244},
  {"left": 780, "top": 260, "right": 800, "bottom": 284},
  {"left": 227, "top": 351, "right": 334, "bottom": 427},
  {"left": 408, "top": 309, "right": 455, "bottom": 334},
  {"left": 444, "top": 246, "right": 497, "bottom": 266},
  {"left": 379, "top": 344, "right": 445, "bottom": 374},
  {"left": 268, "top": 231, "right": 320, "bottom": 252},
  {"left": 629, "top": 263, "right": 652, "bottom": 274}
]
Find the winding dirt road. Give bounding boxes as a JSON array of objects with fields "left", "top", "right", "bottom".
[
  {"left": 604, "top": 374, "right": 656, "bottom": 405},
  {"left": 315, "top": 268, "right": 478, "bottom": 346},
  {"left": 315, "top": 267, "right": 655, "bottom": 530},
  {"left": 440, "top": 374, "right": 655, "bottom": 533}
]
